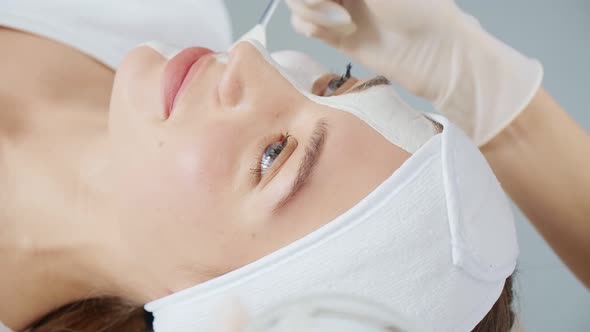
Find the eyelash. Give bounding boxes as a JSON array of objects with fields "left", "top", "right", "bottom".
[
  {"left": 248, "top": 64, "right": 350, "bottom": 184},
  {"left": 324, "top": 63, "right": 352, "bottom": 96},
  {"left": 250, "top": 133, "right": 291, "bottom": 183}
]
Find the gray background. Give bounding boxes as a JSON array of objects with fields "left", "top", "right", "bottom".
[{"left": 225, "top": 1, "right": 590, "bottom": 331}]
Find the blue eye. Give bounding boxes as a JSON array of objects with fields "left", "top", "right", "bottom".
[
  {"left": 260, "top": 141, "right": 286, "bottom": 176},
  {"left": 250, "top": 134, "right": 292, "bottom": 183}
]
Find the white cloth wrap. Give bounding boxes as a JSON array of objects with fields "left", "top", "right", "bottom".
[
  {"left": 0, "top": 0, "right": 232, "bottom": 69},
  {"left": 0, "top": 321, "right": 11, "bottom": 332}
]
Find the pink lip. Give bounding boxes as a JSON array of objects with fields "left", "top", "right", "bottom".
[{"left": 162, "top": 47, "right": 213, "bottom": 119}]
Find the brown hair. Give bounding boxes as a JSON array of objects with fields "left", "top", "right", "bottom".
[
  {"left": 29, "top": 276, "right": 515, "bottom": 332},
  {"left": 29, "top": 297, "right": 147, "bottom": 332},
  {"left": 472, "top": 277, "right": 516, "bottom": 332}
]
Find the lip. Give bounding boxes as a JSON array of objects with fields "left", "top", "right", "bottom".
[{"left": 162, "top": 47, "right": 213, "bottom": 119}]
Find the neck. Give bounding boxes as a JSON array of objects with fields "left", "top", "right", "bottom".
[{"left": 0, "top": 28, "right": 127, "bottom": 331}]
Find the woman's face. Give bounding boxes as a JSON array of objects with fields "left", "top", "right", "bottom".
[{"left": 107, "top": 42, "right": 410, "bottom": 296}]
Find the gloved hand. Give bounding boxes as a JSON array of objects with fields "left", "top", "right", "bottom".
[{"left": 285, "top": 0, "right": 543, "bottom": 145}]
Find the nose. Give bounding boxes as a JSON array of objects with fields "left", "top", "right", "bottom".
[
  {"left": 217, "top": 41, "right": 261, "bottom": 110},
  {"left": 217, "top": 41, "right": 302, "bottom": 120}
]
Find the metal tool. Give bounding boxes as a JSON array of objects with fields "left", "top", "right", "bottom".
[{"left": 237, "top": 0, "right": 281, "bottom": 46}]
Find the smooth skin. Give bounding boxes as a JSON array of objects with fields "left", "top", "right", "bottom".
[
  {"left": 482, "top": 89, "right": 590, "bottom": 287},
  {"left": 0, "top": 29, "right": 411, "bottom": 331}
]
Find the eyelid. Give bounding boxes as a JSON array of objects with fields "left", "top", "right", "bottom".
[
  {"left": 253, "top": 135, "right": 298, "bottom": 188},
  {"left": 330, "top": 76, "right": 358, "bottom": 96},
  {"left": 312, "top": 74, "right": 357, "bottom": 96},
  {"left": 272, "top": 118, "right": 328, "bottom": 212}
]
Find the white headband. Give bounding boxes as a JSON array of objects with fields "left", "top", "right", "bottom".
[{"left": 144, "top": 41, "right": 518, "bottom": 332}]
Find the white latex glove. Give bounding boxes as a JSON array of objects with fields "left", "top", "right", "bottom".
[{"left": 286, "top": 0, "right": 543, "bottom": 146}]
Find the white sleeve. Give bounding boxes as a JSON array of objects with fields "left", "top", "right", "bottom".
[
  {"left": 0, "top": 321, "right": 12, "bottom": 332},
  {"left": 0, "top": 0, "right": 233, "bottom": 69}
]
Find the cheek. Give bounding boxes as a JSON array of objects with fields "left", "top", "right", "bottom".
[
  {"left": 167, "top": 134, "right": 235, "bottom": 203},
  {"left": 110, "top": 124, "right": 238, "bottom": 229}
]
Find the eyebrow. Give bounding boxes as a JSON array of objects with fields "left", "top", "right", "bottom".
[
  {"left": 273, "top": 118, "right": 329, "bottom": 212},
  {"left": 349, "top": 75, "right": 390, "bottom": 93}
]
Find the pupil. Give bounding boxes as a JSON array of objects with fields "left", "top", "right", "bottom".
[
  {"left": 261, "top": 142, "right": 285, "bottom": 175},
  {"left": 267, "top": 143, "right": 283, "bottom": 156}
]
